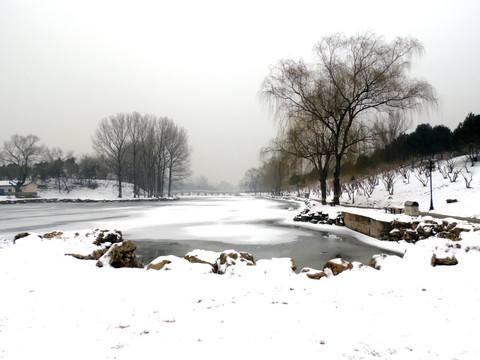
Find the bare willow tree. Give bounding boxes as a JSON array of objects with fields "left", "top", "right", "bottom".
[
  {"left": 371, "top": 112, "right": 411, "bottom": 150},
  {"left": 92, "top": 114, "right": 129, "bottom": 198},
  {"left": 1, "top": 134, "right": 41, "bottom": 195},
  {"left": 260, "top": 147, "right": 293, "bottom": 196},
  {"left": 241, "top": 167, "right": 262, "bottom": 194},
  {"left": 276, "top": 114, "right": 334, "bottom": 204},
  {"left": 262, "top": 32, "right": 437, "bottom": 204}
]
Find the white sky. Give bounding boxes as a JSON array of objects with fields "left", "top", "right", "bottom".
[{"left": 1, "top": 0, "right": 479, "bottom": 184}]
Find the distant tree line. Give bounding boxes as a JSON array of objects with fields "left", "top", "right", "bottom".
[{"left": 0, "top": 112, "right": 192, "bottom": 198}]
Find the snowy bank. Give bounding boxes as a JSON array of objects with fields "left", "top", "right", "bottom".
[{"left": 1, "top": 221, "right": 480, "bottom": 359}]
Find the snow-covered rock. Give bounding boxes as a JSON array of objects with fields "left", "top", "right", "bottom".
[
  {"left": 96, "top": 240, "right": 142, "bottom": 268},
  {"left": 147, "top": 255, "right": 214, "bottom": 274}
]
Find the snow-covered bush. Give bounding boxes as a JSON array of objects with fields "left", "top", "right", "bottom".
[
  {"left": 397, "top": 166, "right": 410, "bottom": 184},
  {"left": 381, "top": 170, "right": 398, "bottom": 195},
  {"left": 414, "top": 167, "right": 429, "bottom": 187},
  {"left": 462, "top": 171, "right": 473, "bottom": 188}
]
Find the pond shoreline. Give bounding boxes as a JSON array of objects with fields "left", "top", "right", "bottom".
[{"left": 0, "top": 197, "right": 179, "bottom": 205}]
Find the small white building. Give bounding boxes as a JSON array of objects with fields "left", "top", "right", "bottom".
[{"left": 0, "top": 181, "right": 38, "bottom": 197}]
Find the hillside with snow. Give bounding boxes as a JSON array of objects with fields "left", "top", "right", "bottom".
[{"left": 333, "top": 155, "right": 480, "bottom": 219}]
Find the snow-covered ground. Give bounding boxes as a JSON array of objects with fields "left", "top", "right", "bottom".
[
  {"left": 1, "top": 157, "right": 480, "bottom": 359},
  {"left": 1, "top": 211, "right": 479, "bottom": 359},
  {"left": 39, "top": 179, "right": 137, "bottom": 200},
  {"left": 332, "top": 155, "right": 480, "bottom": 219}
]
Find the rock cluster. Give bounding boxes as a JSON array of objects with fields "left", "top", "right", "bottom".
[
  {"left": 301, "top": 258, "right": 365, "bottom": 279},
  {"left": 387, "top": 219, "right": 472, "bottom": 243},
  {"left": 293, "top": 208, "right": 344, "bottom": 226},
  {"left": 93, "top": 229, "right": 123, "bottom": 246},
  {"left": 65, "top": 229, "right": 142, "bottom": 268},
  {"left": 148, "top": 250, "right": 257, "bottom": 275},
  {"left": 96, "top": 240, "right": 143, "bottom": 268}
]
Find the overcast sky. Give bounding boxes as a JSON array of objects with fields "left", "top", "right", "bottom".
[{"left": 1, "top": 0, "right": 479, "bottom": 184}]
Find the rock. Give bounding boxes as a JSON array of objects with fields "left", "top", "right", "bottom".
[
  {"left": 67, "top": 253, "right": 91, "bottom": 260},
  {"left": 216, "top": 250, "right": 255, "bottom": 275},
  {"left": 392, "top": 220, "right": 411, "bottom": 230},
  {"left": 93, "top": 229, "right": 123, "bottom": 246},
  {"left": 431, "top": 253, "right": 458, "bottom": 266},
  {"left": 301, "top": 267, "right": 327, "bottom": 280},
  {"left": 368, "top": 254, "right": 388, "bottom": 270},
  {"left": 307, "top": 271, "right": 327, "bottom": 280},
  {"left": 96, "top": 240, "right": 142, "bottom": 268},
  {"left": 147, "top": 255, "right": 214, "bottom": 273},
  {"left": 147, "top": 259, "right": 172, "bottom": 270},
  {"left": 417, "top": 225, "right": 433, "bottom": 238},
  {"left": 389, "top": 228, "right": 402, "bottom": 241},
  {"left": 184, "top": 250, "right": 218, "bottom": 272},
  {"left": 323, "top": 258, "right": 353, "bottom": 276},
  {"left": 300, "top": 214, "right": 312, "bottom": 222},
  {"left": 290, "top": 258, "right": 298, "bottom": 272},
  {"left": 403, "top": 230, "right": 419, "bottom": 243},
  {"left": 66, "top": 248, "right": 108, "bottom": 261},
  {"left": 437, "top": 231, "right": 459, "bottom": 241},
  {"left": 450, "top": 226, "right": 470, "bottom": 239},
  {"left": 43, "top": 231, "right": 64, "bottom": 239},
  {"left": 335, "top": 214, "right": 345, "bottom": 226},
  {"left": 14, "top": 232, "right": 30, "bottom": 241}
]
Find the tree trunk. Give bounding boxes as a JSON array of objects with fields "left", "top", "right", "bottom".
[
  {"left": 319, "top": 176, "right": 327, "bottom": 205},
  {"left": 333, "top": 157, "right": 342, "bottom": 205},
  {"left": 118, "top": 170, "right": 123, "bottom": 198},
  {"left": 168, "top": 160, "right": 173, "bottom": 197},
  {"left": 160, "top": 163, "right": 166, "bottom": 196},
  {"left": 133, "top": 151, "right": 138, "bottom": 198}
]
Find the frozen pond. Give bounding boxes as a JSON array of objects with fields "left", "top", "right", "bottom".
[{"left": 0, "top": 196, "right": 396, "bottom": 270}]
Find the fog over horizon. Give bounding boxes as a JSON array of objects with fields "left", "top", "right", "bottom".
[{"left": 1, "top": 0, "right": 479, "bottom": 185}]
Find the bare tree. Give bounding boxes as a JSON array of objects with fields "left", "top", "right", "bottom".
[
  {"left": 92, "top": 114, "right": 129, "bottom": 198},
  {"left": 42, "top": 147, "right": 75, "bottom": 193},
  {"left": 397, "top": 165, "right": 411, "bottom": 184},
  {"left": 126, "top": 112, "right": 147, "bottom": 198},
  {"left": 242, "top": 168, "right": 262, "bottom": 195},
  {"left": 438, "top": 164, "right": 449, "bottom": 179},
  {"left": 414, "top": 167, "right": 429, "bottom": 187},
  {"left": 155, "top": 117, "right": 174, "bottom": 197},
  {"left": 276, "top": 113, "right": 334, "bottom": 204},
  {"left": 358, "top": 175, "right": 378, "bottom": 198},
  {"left": 259, "top": 149, "right": 292, "bottom": 196},
  {"left": 461, "top": 170, "right": 473, "bottom": 188},
  {"left": 166, "top": 123, "right": 191, "bottom": 196},
  {"left": 1, "top": 134, "right": 41, "bottom": 195},
  {"left": 448, "top": 168, "right": 461, "bottom": 183},
  {"left": 444, "top": 158, "right": 461, "bottom": 183},
  {"left": 262, "top": 32, "right": 437, "bottom": 204},
  {"left": 381, "top": 169, "right": 398, "bottom": 195},
  {"left": 78, "top": 155, "right": 104, "bottom": 186},
  {"left": 371, "top": 112, "right": 411, "bottom": 150}
]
